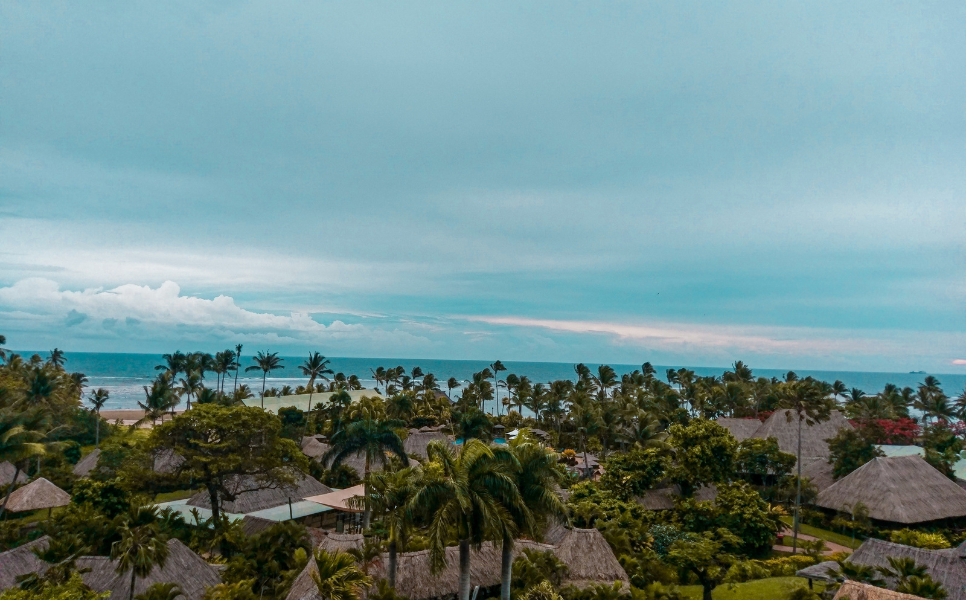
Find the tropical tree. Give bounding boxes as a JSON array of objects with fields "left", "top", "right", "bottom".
[
  {"left": 232, "top": 344, "right": 243, "bottom": 393},
  {"left": 155, "top": 352, "right": 186, "bottom": 377},
  {"left": 134, "top": 583, "right": 183, "bottom": 600},
  {"left": 111, "top": 522, "right": 170, "bottom": 600},
  {"left": 408, "top": 439, "right": 524, "bottom": 600},
  {"left": 88, "top": 388, "right": 110, "bottom": 447},
  {"left": 490, "top": 360, "right": 507, "bottom": 415},
  {"left": 311, "top": 549, "right": 372, "bottom": 600},
  {"left": 447, "top": 377, "right": 460, "bottom": 399},
  {"left": 135, "top": 375, "right": 178, "bottom": 427},
  {"left": 300, "top": 352, "right": 333, "bottom": 413},
  {"left": 245, "top": 351, "right": 284, "bottom": 408},
  {"left": 499, "top": 435, "right": 569, "bottom": 600},
  {"left": 323, "top": 411, "right": 409, "bottom": 529},
  {"left": 176, "top": 371, "right": 202, "bottom": 411},
  {"left": 0, "top": 407, "right": 63, "bottom": 517},
  {"left": 355, "top": 467, "right": 421, "bottom": 589}
]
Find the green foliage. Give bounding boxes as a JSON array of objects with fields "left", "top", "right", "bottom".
[
  {"left": 134, "top": 582, "right": 183, "bottom": 600},
  {"left": 568, "top": 493, "right": 652, "bottom": 557},
  {"left": 735, "top": 437, "right": 794, "bottom": 482},
  {"left": 201, "top": 580, "right": 259, "bottom": 600},
  {"left": 630, "top": 582, "right": 684, "bottom": 600},
  {"left": 666, "top": 420, "right": 737, "bottom": 496},
  {"left": 320, "top": 463, "right": 362, "bottom": 489},
  {"left": 518, "top": 581, "right": 563, "bottom": 600},
  {"left": 677, "top": 482, "right": 780, "bottom": 558},
  {"left": 0, "top": 574, "right": 108, "bottom": 600},
  {"left": 564, "top": 581, "right": 625, "bottom": 600},
  {"left": 600, "top": 448, "right": 671, "bottom": 500},
  {"left": 278, "top": 406, "right": 306, "bottom": 440},
  {"left": 368, "top": 579, "right": 411, "bottom": 600},
  {"left": 665, "top": 528, "right": 742, "bottom": 600},
  {"left": 223, "top": 521, "right": 311, "bottom": 598},
  {"left": 71, "top": 477, "right": 132, "bottom": 517},
  {"left": 311, "top": 549, "right": 373, "bottom": 600},
  {"left": 889, "top": 528, "right": 951, "bottom": 549},
  {"left": 512, "top": 549, "right": 570, "bottom": 593},
  {"left": 921, "top": 422, "right": 964, "bottom": 480},
  {"left": 826, "top": 428, "right": 884, "bottom": 479}
]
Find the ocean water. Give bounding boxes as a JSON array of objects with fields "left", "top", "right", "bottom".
[{"left": 11, "top": 351, "right": 966, "bottom": 412}]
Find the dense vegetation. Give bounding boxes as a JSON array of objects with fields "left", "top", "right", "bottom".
[{"left": 1, "top": 336, "right": 963, "bottom": 600}]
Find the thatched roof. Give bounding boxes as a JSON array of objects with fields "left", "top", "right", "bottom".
[
  {"left": 186, "top": 471, "right": 332, "bottom": 515},
  {"left": 751, "top": 410, "right": 854, "bottom": 460},
  {"left": 847, "top": 538, "right": 966, "bottom": 600},
  {"left": 715, "top": 418, "right": 763, "bottom": 441},
  {"left": 372, "top": 527, "right": 627, "bottom": 600},
  {"left": 816, "top": 455, "right": 966, "bottom": 523},
  {"left": 240, "top": 515, "right": 277, "bottom": 537},
  {"left": 154, "top": 449, "right": 185, "bottom": 474},
  {"left": 0, "top": 536, "right": 49, "bottom": 591},
  {"left": 0, "top": 461, "right": 27, "bottom": 486},
  {"left": 72, "top": 448, "right": 102, "bottom": 478},
  {"left": 285, "top": 557, "right": 323, "bottom": 600},
  {"left": 833, "top": 581, "right": 928, "bottom": 600},
  {"left": 801, "top": 458, "right": 837, "bottom": 493},
  {"left": 301, "top": 437, "right": 331, "bottom": 460},
  {"left": 79, "top": 538, "right": 221, "bottom": 600},
  {"left": 404, "top": 429, "right": 449, "bottom": 460},
  {"left": 795, "top": 560, "right": 840, "bottom": 582},
  {"left": 317, "top": 532, "right": 365, "bottom": 554},
  {"left": 5, "top": 477, "right": 70, "bottom": 512},
  {"left": 635, "top": 484, "right": 718, "bottom": 510}
]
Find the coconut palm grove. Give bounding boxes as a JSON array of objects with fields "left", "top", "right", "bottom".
[{"left": 3, "top": 337, "right": 966, "bottom": 600}]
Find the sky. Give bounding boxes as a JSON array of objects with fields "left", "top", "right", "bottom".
[{"left": 1, "top": 1, "right": 964, "bottom": 373}]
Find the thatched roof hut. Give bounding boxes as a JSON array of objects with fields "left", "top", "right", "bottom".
[
  {"left": 72, "top": 448, "right": 102, "bottom": 478},
  {"left": 186, "top": 471, "right": 332, "bottom": 515},
  {"left": 815, "top": 455, "right": 966, "bottom": 524},
  {"left": 153, "top": 449, "right": 185, "bottom": 474},
  {"left": 714, "top": 418, "right": 763, "bottom": 441},
  {"left": 285, "top": 557, "right": 323, "bottom": 600},
  {"left": 846, "top": 538, "right": 966, "bottom": 600},
  {"left": 79, "top": 538, "right": 221, "bottom": 600},
  {"left": 0, "top": 536, "right": 49, "bottom": 591},
  {"left": 4, "top": 477, "right": 70, "bottom": 513},
  {"left": 751, "top": 410, "right": 854, "bottom": 460},
  {"left": 301, "top": 437, "right": 330, "bottom": 460},
  {"left": 370, "top": 527, "right": 627, "bottom": 600},
  {"left": 833, "top": 581, "right": 928, "bottom": 600},
  {"left": 317, "top": 532, "right": 365, "bottom": 554},
  {"left": 801, "top": 458, "right": 837, "bottom": 493},
  {"left": 795, "top": 560, "right": 840, "bottom": 583},
  {"left": 240, "top": 515, "right": 277, "bottom": 537},
  {"left": 0, "top": 461, "right": 28, "bottom": 486},
  {"left": 404, "top": 429, "right": 449, "bottom": 460}
]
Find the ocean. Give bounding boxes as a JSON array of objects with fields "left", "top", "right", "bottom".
[{"left": 11, "top": 351, "right": 966, "bottom": 412}]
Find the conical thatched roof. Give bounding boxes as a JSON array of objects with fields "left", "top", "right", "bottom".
[
  {"left": 5, "top": 477, "right": 70, "bottom": 512},
  {"left": 301, "top": 437, "right": 330, "bottom": 460},
  {"left": 635, "top": 484, "right": 718, "bottom": 510},
  {"left": 285, "top": 557, "right": 323, "bottom": 600},
  {"left": 816, "top": 455, "right": 966, "bottom": 524},
  {"left": 404, "top": 429, "right": 449, "bottom": 460},
  {"left": 186, "top": 471, "right": 332, "bottom": 515},
  {"left": 751, "top": 410, "right": 854, "bottom": 460},
  {"left": 714, "top": 418, "right": 763, "bottom": 441},
  {"left": 833, "top": 581, "right": 930, "bottom": 600},
  {"left": 79, "top": 538, "right": 221, "bottom": 600},
  {"left": 0, "top": 536, "right": 49, "bottom": 591},
  {"left": 553, "top": 528, "right": 629, "bottom": 588},
  {"left": 317, "top": 532, "right": 365, "bottom": 554},
  {"left": 153, "top": 449, "right": 185, "bottom": 474},
  {"left": 847, "top": 538, "right": 966, "bottom": 600},
  {"left": 240, "top": 515, "right": 277, "bottom": 537},
  {"left": 72, "top": 448, "right": 102, "bottom": 478},
  {"left": 795, "top": 560, "right": 840, "bottom": 583},
  {"left": 0, "top": 461, "right": 28, "bottom": 486}
]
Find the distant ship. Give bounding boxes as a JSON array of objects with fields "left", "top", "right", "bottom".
[{"left": 909, "top": 370, "right": 927, "bottom": 374}]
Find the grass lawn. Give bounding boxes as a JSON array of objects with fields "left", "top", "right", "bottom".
[
  {"left": 780, "top": 516, "right": 861, "bottom": 549},
  {"left": 678, "top": 577, "right": 826, "bottom": 599}
]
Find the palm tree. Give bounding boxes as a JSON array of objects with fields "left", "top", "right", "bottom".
[
  {"left": 155, "top": 351, "right": 186, "bottom": 377},
  {"left": 499, "top": 437, "right": 569, "bottom": 600},
  {"left": 409, "top": 439, "right": 525, "bottom": 600},
  {"left": 213, "top": 350, "right": 235, "bottom": 393},
  {"left": 371, "top": 367, "right": 387, "bottom": 394},
  {"left": 447, "top": 377, "right": 460, "bottom": 399},
  {"left": 300, "top": 352, "right": 334, "bottom": 413},
  {"left": 111, "top": 523, "right": 169, "bottom": 600},
  {"left": 88, "top": 388, "right": 110, "bottom": 447},
  {"left": 0, "top": 334, "right": 7, "bottom": 363},
  {"left": 48, "top": 348, "right": 66, "bottom": 368},
  {"left": 245, "top": 351, "right": 284, "bottom": 408},
  {"left": 323, "top": 415, "right": 409, "bottom": 529},
  {"left": 135, "top": 375, "right": 178, "bottom": 427},
  {"left": 0, "top": 408, "right": 62, "bottom": 517},
  {"left": 490, "top": 360, "right": 506, "bottom": 415},
  {"left": 233, "top": 344, "right": 243, "bottom": 392},
  {"left": 176, "top": 371, "right": 202, "bottom": 411},
  {"left": 359, "top": 467, "right": 421, "bottom": 589},
  {"left": 311, "top": 549, "right": 372, "bottom": 600}
]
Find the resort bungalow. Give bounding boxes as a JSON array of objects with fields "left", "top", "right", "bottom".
[
  {"left": 158, "top": 471, "right": 345, "bottom": 528},
  {"left": 246, "top": 389, "right": 383, "bottom": 415},
  {"left": 288, "top": 526, "right": 628, "bottom": 600},
  {"left": 833, "top": 581, "right": 933, "bottom": 600},
  {"left": 799, "top": 538, "right": 966, "bottom": 600},
  {"left": 815, "top": 455, "right": 966, "bottom": 525},
  {"left": 0, "top": 537, "right": 221, "bottom": 600},
  {"left": 717, "top": 410, "right": 853, "bottom": 463}
]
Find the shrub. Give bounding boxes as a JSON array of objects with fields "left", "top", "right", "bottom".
[{"left": 889, "top": 529, "right": 951, "bottom": 549}]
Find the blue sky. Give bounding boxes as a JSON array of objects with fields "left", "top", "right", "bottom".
[{"left": 1, "top": 1, "right": 964, "bottom": 372}]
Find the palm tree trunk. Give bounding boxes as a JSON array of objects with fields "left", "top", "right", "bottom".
[
  {"left": 261, "top": 372, "right": 267, "bottom": 409},
  {"left": 792, "top": 411, "right": 803, "bottom": 554},
  {"left": 500, "top": 534, "right": 513, "bottom": 600},
  {"left": 0, "top": 464, "right": 22, "bottom": 518},
  {"left": 459, "top": 538, "right": 471, "bottom": 600},
  {"left": 363, "top": 455, "right": 371, "bottom": 530},
  {"left": 95, "top": 412, "right": 101, "bottom": 447},
  {"left": 388, "top": 539, "right": 398, "bottom": 588},
  {"left": 130, "top": 571, "right": 137, "bottom": 600}
]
